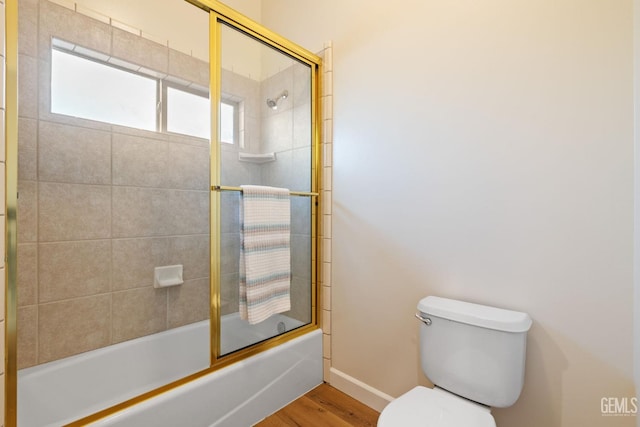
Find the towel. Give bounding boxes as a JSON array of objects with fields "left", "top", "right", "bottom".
[{"left": 239, "top": 185, "right": 291, "bottom": 324}]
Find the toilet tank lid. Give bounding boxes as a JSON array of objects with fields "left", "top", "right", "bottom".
[{"left": 418, "top": 296, "right": 532, "bottom": 333}]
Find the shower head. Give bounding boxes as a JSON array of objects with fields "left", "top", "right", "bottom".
[
  {"left": 266, "top": 98, "right": 278, "bottom": 109},
  {"left": 266, "top": 90, "right": 288, "bottom": 110}
]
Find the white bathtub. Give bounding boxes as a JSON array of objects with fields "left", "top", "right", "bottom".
[{"left": 18, "top": 313, "right": 322, "bottom": 426}]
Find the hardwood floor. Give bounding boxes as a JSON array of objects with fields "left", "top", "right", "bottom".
[{"left": 254, "top": 383, "right": 380, "bottom": 427}]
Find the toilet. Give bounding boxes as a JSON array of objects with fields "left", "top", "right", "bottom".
[{"left": 378, "top": 296, "right": 532, "bottom": 426}]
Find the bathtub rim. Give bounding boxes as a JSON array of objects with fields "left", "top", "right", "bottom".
[{"left": 65, "top": 322, "right": 320, "bottom": 427}]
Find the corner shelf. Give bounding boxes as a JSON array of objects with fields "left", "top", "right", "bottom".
[{"left": 238, "top": 152, "right": 276, "bottom": 164}]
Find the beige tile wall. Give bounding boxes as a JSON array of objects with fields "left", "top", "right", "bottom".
[
  {"left": 261, "top": 62, "right": 313, "bottom": 324},
  {"left": 14, "top": 0, "right": 321, "bottom": 371},
  {"left": 319, "top": 42, "right": 333, "bottom": 382},
  {"left": 16, "top": 0, "right": 211, "bottom": 368},
  {"left": 218, "top": 64, "right": 316, "bottom": 324},
  {"left": 0, "top": 0, "right": 6, "bottom": 421}
]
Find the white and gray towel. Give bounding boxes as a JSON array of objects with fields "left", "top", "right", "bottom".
[{"left": 239, "top": 185, "right": 291, "bottom": 325}]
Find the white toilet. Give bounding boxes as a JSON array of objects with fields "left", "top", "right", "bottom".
[{"left": 378, "top": 296, "right": 532, "bottom": 426}]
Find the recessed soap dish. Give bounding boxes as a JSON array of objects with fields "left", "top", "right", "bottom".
[{"left": 154, "top": 265, "right": 183, "bottom": 288}]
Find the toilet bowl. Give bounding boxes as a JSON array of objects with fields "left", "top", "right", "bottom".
[
  {"left": 377, "top": 386, "right": 495, "bottom": 427},
  {"left": 377, "top": 296, "right": 531, "bottom": 427}
]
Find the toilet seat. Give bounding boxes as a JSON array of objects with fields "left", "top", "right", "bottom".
[{"left": 377, "top": 386, "right": 496, "bottom": 427}]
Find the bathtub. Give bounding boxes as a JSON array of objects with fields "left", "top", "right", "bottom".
[{"left": 18, "top": 313, "right": 322, "bottom": 426}]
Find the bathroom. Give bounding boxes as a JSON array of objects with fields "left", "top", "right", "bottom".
[{"left": 0, "top": 0, "right": 638, "bottom": 426}]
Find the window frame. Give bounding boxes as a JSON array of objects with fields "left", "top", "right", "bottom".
[
  {"left": 161, "top": 81, "right": 212, "bottom": 140},
  {"left": 219, "top": 98, "right": 238, "bottom": 145},
  {"left": 50, "top": 41, "right": 224, "bottom": 142},
  {"left": 51, "top": 46, "right": 162, "bottom": 133}
]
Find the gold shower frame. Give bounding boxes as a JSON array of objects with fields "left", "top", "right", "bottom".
[{"left": 3, "top": 0, "right": 322, "bottom": 425}]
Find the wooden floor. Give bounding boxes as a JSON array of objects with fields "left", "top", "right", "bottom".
[{"left": 255, "top": 383, "right": 380, "bottom": 427}]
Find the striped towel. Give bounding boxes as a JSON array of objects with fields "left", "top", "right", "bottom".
[{"left": 239, "top": 185, "right": 291, "bottom": 324}]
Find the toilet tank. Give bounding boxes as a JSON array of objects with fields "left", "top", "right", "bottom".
[{"left": 417, "top": 296, "right": 532, "bottom": 408}]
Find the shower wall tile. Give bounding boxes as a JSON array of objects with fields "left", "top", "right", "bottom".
[
  {"left": 0, "top": 110, "right": 4, "bottom": 164},
  {"left": 38, "top": 240, "right": 111, "bottom": 303},
  {"left": 323, "top": 190, "right": 332, "bottom": 215},
  {"left": 292, "top": 63, "right": 311, "bottom": 108},
  {"left": 243, "top": 116, "right": 261, "bottom": 154},
  {"left": 323, "top": 167, "right": 332, "bottom": 191},
  {"left": 322, "top": 332, "right": 331, "bottom": 360},
  {"left": 17, "top": 1, "right": 216, "bottom": 367},
  {"left": 38, "top": 294, "right": 111, "bottom": 363},
  {"left": 221, "top": 273, "right": 239, "bottom": 316},
  {"left": 168, "top": 49, "right": 209, "bottom": 87},
  {"left": 39, "top": 109, "right": 113, "bottom": 134},
  {"left": 18, "top": 54, "right": 37, "bottom": 118},
  {"left": 18, "top": 0, "right": 38, "bottom": 57},
  {"left": 158, "top": 189, "right": 209, "bottom": 236},
  {"left": 18, "top": 117, "right": 37, "bottom": 151},
  {"left": 322, "top": 285, "right": 331, "bottom": 311},
  {"left": 167, "top": 132, "right": 209, "bottom": 149},
  {"left": 0, "top": 57, "right": 4, "bottom": 111},
  {"left": 287, "top": 276, "right": 311, "bottom": 324},
  {"left": 113, "top": 188, "right": 209, "bottom": 237},
  {"left": 323, "top": 95, "right": 333, "bottom": 125},
  {"left": 18, "top": 306, "right": 38, "bottom": 369},
  {"left": 322, "top": 262, "right": 331, "bottom": 287},
  {"left": 292, "top": 147, "right": 311, "bottom": 191},
  {"left": 262, "top": 111, "right": 293, "bottom": 153},
  {"left": 291, "top": 234, "right": 311, "bottom": 279},
  {"left": 220, "top": 232, "right": 240, "bottom": 275},
  {"left": 293, "top": 102, "right": 311, "bottom": 149},
  {"left": 112, "top": 27, "right": 168, "bottom": 74},
  {"left": 167, "top": 278, "right": 210, "bottom": 329},
  {"left": 221, "top": 148, "right": 262, "bottom": 187},
  {"left": 112, "top": 235, "right": 210, "bottom": 291},
  {"left": 262, "top": 67, "right": 293, "bottom": 118},
  {"left": 17, "top": 180, "right": 37, "bottom": 243},
  {"left": 222, "top": 69, "right": 261, "bottom": 116},
  {"left": 112, "top": 124, "right": 169, "bottom": 141},
  {"left": 291, "top": 198, "right": 311, "bottom": 235},
  {"left": 323, "top": 238, "right": 331, "bottom": 263},
  {"left": 111, "top": 186, "right": 154, "bottom": 237},
  {"left": 323, "top": 119, "right": 333, "bottom": 145},
  {"left": 17, "top": 243, "right": 37, "bottom": 307},
  {"left": 112, "top": 287, "right": 167, "bottom": 344},
  {"left": 112, "top": 238, "right": 157, "bottom": 290},
  {"left": 112, "top": 133, "right": 169, "bottom": 188},
  {"left": 39, "top": 121, "right": 111, "bottom": 184},
  {"left": 38, "top": 182, "right": 111, "bottom": 241},
  {"left": 261, "top": 150, "right": 292, "bottom": 189},
  {"left": 221, "top": 192, "right": 241, "bottom": 233},
  {"left": 169, "top": 235, "right": 210, "bottom": 280},
  {"left": 39, "top": 0, "right": 112, "bottom": 62},
  {"left": 37, "top": 56, "right": 52, "bottom": 121},
  {"left": 318, "top": 44, "right": 333, "bottom": 380},
  {"left": 323, "top": 214, "right": 333, "bottom": 239},
  {"left": 322, "top": 309, "right": 331, "bottom": 334},
  {"left": 0, "top": 163, "right": 4, "bottom": 215},
  {"left": 166, "top": 142, "right": 210, "bottom": 191},
  {"left": 18, "top": 117, "right": 37, "bottom": 181}
]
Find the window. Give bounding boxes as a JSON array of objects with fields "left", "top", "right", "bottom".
[
  {"left": 166, "top": 86, "right": 210, "bottom": 140},
  {"left": 50, "top": 42, "right": 231, "bottom": 142},
  {"left": 220, "top": 101, "right": 236, "bottom": 144},
  {"left": 51, "top": 49, "right": 157, "bottom": 131}
]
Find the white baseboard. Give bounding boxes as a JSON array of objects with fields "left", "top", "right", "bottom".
[{"left": 329, "top": 367, "right": 395, "bottom": 413}]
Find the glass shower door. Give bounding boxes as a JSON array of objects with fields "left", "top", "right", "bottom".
[{"left": 215, "top": 22, "right": 315, "bottom": 356}]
